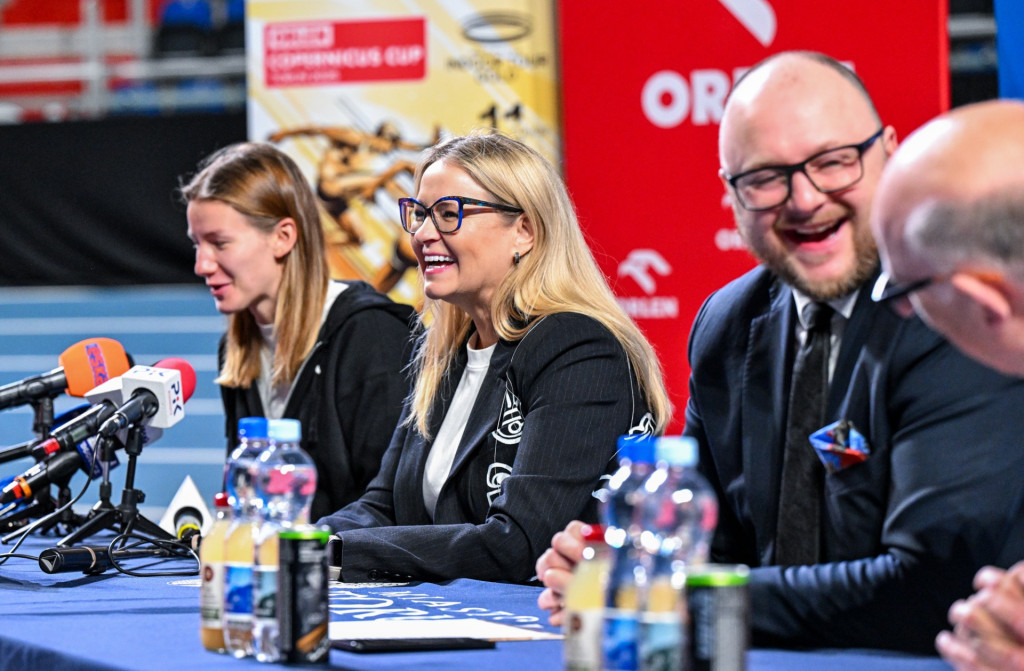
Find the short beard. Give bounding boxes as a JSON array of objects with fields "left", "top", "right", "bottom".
[{"left": 743, "top": 221, "right": 881, "bottom": 301}]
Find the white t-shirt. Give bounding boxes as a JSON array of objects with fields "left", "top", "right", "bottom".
[
  {"left": 421, "top": 341, "right": 496, "bottom": 518},
  {"left": 256, "top": 281, "right": 349, "bottom": 418}
]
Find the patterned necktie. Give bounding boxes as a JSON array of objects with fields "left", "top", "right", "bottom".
[{"left": 775, "top": 302, "right": 833, "bottom": 566}]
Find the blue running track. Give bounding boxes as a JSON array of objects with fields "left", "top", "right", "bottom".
[{"left": 0, "top": 284, "right": 226, "bottom": 522}]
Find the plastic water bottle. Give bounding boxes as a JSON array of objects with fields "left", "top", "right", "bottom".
[
  {"left": 252, "top": 418, "right": 317, "bottom": 663},
  {"left": 601, "top": 435, "right": 657, "bottom": 671},
  {"left": 222, "top": 416, "right": 269, "bottom": 658},
  {"left": 637, "top": 436, "right": 718, "bottom": 671},
  {"left": 562, "top": 523, "right": 611, "bottom": 671},
  {"left": 199, "top": 491, "right": 230, "bottom": 653}
]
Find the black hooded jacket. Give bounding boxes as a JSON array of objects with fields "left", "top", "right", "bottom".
[{"left": 218, "top": 280, "right": 415, "bottom": 520}]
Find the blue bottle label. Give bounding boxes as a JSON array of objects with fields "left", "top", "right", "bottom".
[
  {"left": 224, "top": 563, "right": 253, "bottom": 616},
  {"left": 603, "top": 609, "right": 639, "bottom": 671}
]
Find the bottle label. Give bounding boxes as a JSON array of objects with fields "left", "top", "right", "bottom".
[
  {"left": 563, "top": 608, "right": 604, "bottom": 671},
  {"left": 253, "top": 566, "right": 279, "bottom": 620},
  {"left": 200, "top": 560, "right": 225, "bottom": 627},
  {"left": 640, "top": 612, "right": 684, "bottom": 671},
  {"left": 603, "top": 609, "right": 639, "bottom": 671},
  {"left": 223, "top": 562, "right": 254, "bottom": 619}
]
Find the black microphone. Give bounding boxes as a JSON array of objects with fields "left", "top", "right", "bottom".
[
  {"left": 0, "top": 440, "right": 35, "bottom": 465},
  {"left": 38, "top": 545, "right": 172, "bottom": 575},
  {"left": 174, "top": 506, "right": 203, "bottom": 549},
  {"left": 0, "top": 450, "right": 82, "bottom": 504},
  {"left": 31, "top": 402, "right": 120, "bottom": 461},
  {"left": 0, "top": 360, "right": 198, "bottom": 506},
  {"left": 0, "top": 338, "right": 130, "bottom": 411}
]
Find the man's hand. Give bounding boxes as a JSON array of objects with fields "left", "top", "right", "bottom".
[
  {"left": 536, "top": 520, "right": 587, "bottom": 626},
  {"left": 937, "top": 562, "right": 1024, "bottom": 670}
]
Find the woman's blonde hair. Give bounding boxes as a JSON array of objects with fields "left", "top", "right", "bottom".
[
  {"left": 181, "top": 142, "right": 329, "bottom": 388},
  {"left": 409, "top": 131, "right": 671, "bottom": 436}
]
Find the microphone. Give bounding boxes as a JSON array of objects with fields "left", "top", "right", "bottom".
[
  {"left": 0, "top": 440, "right": 34, "bottom": 465},
  {"left": 0, "top": 338, "right": 130, "bottom": 411},
  {"left": 97, "top": 358, "right": 196, "bottom": 438},
  {"left": 174, "top": 506, "right": 203, "bottom": 548},
  {"left": 0, "top": 359, "right": 197, "bottom": 505},
  {"left": 38, "top": 545, "right": 173, "bottom": 575},
  {"left": 0, "top": 450, "right": 82, "bottom": 504},
  {"left": 31, "top": 358, "right": 196, "bottom": 461}
]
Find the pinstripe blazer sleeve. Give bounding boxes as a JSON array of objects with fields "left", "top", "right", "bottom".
[{"left": 318, "top": 312, "right": 655, "bottom": 584}]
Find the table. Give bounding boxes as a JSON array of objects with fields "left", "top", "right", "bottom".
[{"left": 0, "top": 534, "right": 952, "bottom": 670}]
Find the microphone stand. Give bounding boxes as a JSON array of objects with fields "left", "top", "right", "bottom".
[
  {"left": 58, "top": 425, "right": 173, "bottom": 547},
  {"left": 31, "top": 396, "right": 54, "bottom": 439},
  {"left": 0, "top": 398, "right": 85, "bottom": 536}
]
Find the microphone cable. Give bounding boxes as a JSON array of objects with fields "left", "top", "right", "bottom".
[{"left": 103, "top": 532, "right": 199, "bottom": 578}]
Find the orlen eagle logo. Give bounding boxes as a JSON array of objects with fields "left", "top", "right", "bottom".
[
  {"left": 617, "top": 249, "right": 679, "bottom": 320},
  {"left": 718, "top": 0, "right": 777, "bottom": 47},
  {"left": 641, "top": 0, "right": 777, "bottom": 129}
]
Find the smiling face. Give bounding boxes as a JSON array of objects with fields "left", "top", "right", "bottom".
[
  {"left": 719, "top": 55, "right": 896, "bottom": 300},
  {"left": 410, "top": 160, "right": 532, "bottom": 337},
  {"left": 187, "top": 199, "right": 295, "bottom": 325}
]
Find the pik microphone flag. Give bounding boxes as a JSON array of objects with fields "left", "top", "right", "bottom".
[{"left": 995, "top": 0, "right": 1024, "bottom": 99}]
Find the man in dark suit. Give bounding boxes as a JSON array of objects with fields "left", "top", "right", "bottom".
[
  {"left": 537, "top": 51, "right": 1024, "bottom": 654},
  {"left": 870, "top": 99, "right": 1024, "bottom": 668}
]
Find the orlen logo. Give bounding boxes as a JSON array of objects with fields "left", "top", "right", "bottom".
[
  {"left": 617, "top": 249, "right": 679, "bottom": 320},
  {"left": 640, "top": 0, "right": 777, "bottom": 129},
  {"left": 718, "top": 0, "right": 777, "bottom": 47},
  {"left": 85, "top": 342, "right": 109, "bottom": 385}
]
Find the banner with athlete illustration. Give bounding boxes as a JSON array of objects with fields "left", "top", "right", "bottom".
[{"left": 246, "top": 1, "right": 560, "bottom": 308}]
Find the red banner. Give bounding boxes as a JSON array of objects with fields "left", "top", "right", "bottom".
[
  {"left": 559, "top": 1, "right": 949, "bottom": 431},
  {"left": 264, "top": 17, "right": 426, "bottom": 87}
]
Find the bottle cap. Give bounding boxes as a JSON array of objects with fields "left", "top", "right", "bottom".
[
  {"left": 237, "top": 416, "right": 269, "bottom": 439},
  {"left": 616, "top": 434, "right": 656, "bottom": 464},
  {"left": 580, "top": 524, "right": 606, "bottom": 543},
  {"left": 655, "top": 436, "right": 698, "bottom": 467},
  {"left": 268, "top": 418, "right": 302, "bottom": 443}
]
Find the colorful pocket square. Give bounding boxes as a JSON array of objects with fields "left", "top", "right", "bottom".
[{"left": 810, "top": 419, "right": 870, "bottom": 474}]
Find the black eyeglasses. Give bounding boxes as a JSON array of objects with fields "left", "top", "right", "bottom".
[
  {"left": 724, "top": 128, "right": 885, "bottom": 211},
  {"left": 870, "top": 271, "right": 942, "bottom": 303},
  {"left": 398, "top": 196, "right": 523, "bottom": 234}
]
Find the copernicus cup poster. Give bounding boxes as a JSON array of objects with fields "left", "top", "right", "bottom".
[{"left": 246, "top": 0, "right": 560, "bottom": 307}]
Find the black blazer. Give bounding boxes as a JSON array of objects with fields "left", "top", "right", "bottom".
[
  {"left": 685, "top": 266, "right": 1024, "bottom": 653},
  {"left": 318, "top": 312, "right": 655, "bottom": 584}
]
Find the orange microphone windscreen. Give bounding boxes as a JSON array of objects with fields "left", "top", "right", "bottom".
[{"left": 58, "top": 338, "right": 132, "bottom": 397}]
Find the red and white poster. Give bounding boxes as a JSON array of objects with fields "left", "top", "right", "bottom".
[
  {"left": 559, "top": 0, "right": 949, "bottom": 431},
  {"left": 248, "top": 0, "right": 560, "bottom": 308}
]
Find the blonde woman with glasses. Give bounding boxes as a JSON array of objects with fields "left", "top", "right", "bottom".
[{"left": 319, "top": 131, "right": 670, "bottom": 583}]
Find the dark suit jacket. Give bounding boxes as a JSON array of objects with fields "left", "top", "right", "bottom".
[
  {"left": 685, "top": 266, "right": 1024, "bottom": 653},
  {"left": 318, "top": 312, "right": 655, "bottom": 584}
]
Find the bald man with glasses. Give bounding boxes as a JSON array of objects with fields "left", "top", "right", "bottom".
[
  {"left": 872, "top": 99, "right": 1024, "bottom": 670},
  {"left": 537, "top": 52, "right": 1024, "bottom": 654}
]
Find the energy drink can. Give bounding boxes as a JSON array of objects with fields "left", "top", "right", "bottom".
[
  {"left": 686, "top": 564, "right": 749, "bottom": 671},
  {"left": 278, "top": 527, "right": 331, "bottom": 664}
]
